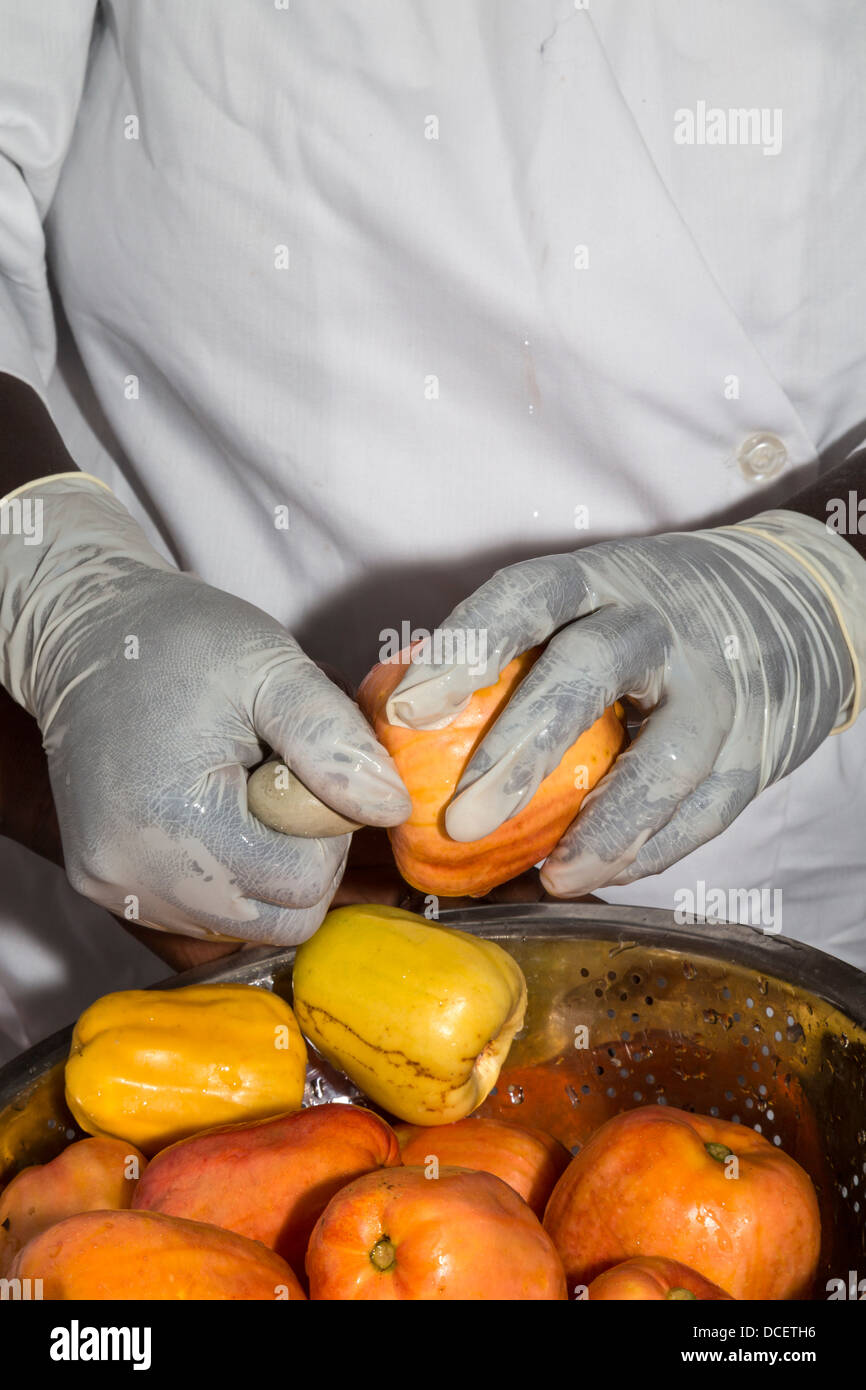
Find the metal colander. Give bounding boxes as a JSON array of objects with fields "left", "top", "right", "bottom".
[{"left": 1, "top": 902, "right": 864, "bottom": 1295}]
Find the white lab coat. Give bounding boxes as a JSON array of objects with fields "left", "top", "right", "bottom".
[{"left": 1, "top": 0, "right": 865, "bottom": 1058}]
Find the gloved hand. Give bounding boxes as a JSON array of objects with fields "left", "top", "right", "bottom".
[
  {"left": 0, "top": 475, "right": 410, "bottom": 942},
  {"left": 386, "top": 510, "right": 866, "bottom": 897}
]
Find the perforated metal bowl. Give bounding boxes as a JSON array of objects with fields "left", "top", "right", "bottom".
[{"left": 1, "top": 903, "right": 864, "bottom": 1294}]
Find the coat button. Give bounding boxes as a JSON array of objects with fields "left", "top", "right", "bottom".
[{"left": 736, "top": 432, "right": 788, "bottom": 481}]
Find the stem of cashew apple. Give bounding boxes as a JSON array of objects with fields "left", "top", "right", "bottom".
[
  {"left": 369, "top": 1236, "right": 397, "bottom": 1272},
  {"left": 705, "top": 1142, "right": 733, "bottom": 1163}
]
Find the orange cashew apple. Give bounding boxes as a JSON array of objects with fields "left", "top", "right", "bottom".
[
  {"left": 357, "top": 645, "right": 624, "bottom": 896},
  {"left": 544, "top": 1105, "right": 821, "bottom": 1300},
  {"left": 0, "top": 1137, "right": 145, "bottom": 1275}
]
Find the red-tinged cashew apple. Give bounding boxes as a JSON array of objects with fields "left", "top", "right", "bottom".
[
  {"left": 544, "top": 1105, "right": 821, "bottom": 1300},
  {"left": 306, "top": 1165, "right": 567, "bottom": 1300},
  {"left": 588, "top": 1256, "right": 734, "bottom": 1301},
  {"left": 395, "top": 1116, "right": 569, "bottom": 1217},
  {"left": 132, "top": 1103, "right": 400, "bottom": 1279},
  {"left": 0, "top": 1137, "right": 146, "bottom": 1275}
]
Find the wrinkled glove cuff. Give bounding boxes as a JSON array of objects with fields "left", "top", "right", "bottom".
[
  {"left": 726, "top": 509, "right": 866, "bottom": 732},
  {"left": 0, "top": 470, "right": 114, "bottom": 510},
  {"left": 0, "top": 473, "right": 175, "bottom": 719}
]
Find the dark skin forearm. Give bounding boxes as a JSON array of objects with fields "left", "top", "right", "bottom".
[
  {"left": 0, "top": 371, "right": 78, "bottom": 493},
  {"left": 0, "top": 376, "right": 77, "bottom": 867},
  {"left": 784, "top": 448, "right": 866, "bottom": 561}
]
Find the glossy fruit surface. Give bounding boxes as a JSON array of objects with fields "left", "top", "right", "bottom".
[
  {"left": 395, "top": 1116, "right": 568, "bottom": 1215},
  {"left": 133, "top": 1103, "right": 400, "bottom": 1278},
  {"left": 292, "top": 905, "right": 526, "bottom": 1124},
  {"left": 544, "top": 1105, "right": 821, "bottom": 1300},
  {"left": 65, "top": 983, "right": 306, "bottom": 1154},
  {"left": 307, "top": 1165, "right": 567, "bottom": 1300},
  {"left": 587, "top": 1255, "right": 734, "bottom": 1301}
]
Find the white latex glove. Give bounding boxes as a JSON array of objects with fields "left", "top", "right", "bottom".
[
  {"left": 386, "top": 510, "right": 866, "bottom": 897},
  {"left": 0, "top": 475, "right": 410, "bottom": 942}
]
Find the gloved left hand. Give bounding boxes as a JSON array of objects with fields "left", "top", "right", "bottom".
[{"left": 385, "top": 509, "right": 866, "bottom": 897}]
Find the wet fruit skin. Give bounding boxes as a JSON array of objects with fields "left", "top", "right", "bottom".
[
  {"left": 132, "top": 1103, "right": 401, "bottom": 1280},
  {"left": 543, "top": 1105, "right": 821, "bottom": 1300},
  {"left": 357, "top": 645, "right": 625, "bottom": 897},
  {"left": 395, "top": 1116, "right": 569, "bottom": 1216},
  {"left": 65, "top": 983, "right": 307, "bottom": 1155},
  {"left": 292, "top": 904, "right": 527, "bottom": 1125},
  {"left": 306, "top": 1165, "right": 567, "bottom": 1300},
  {"left": 587, "top": 1256, "right": 734, "bottom": 1301}
]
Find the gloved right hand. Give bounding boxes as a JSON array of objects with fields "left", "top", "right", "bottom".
[{"left": 0, "top": 475, "right": 411, "bottom": 943}]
